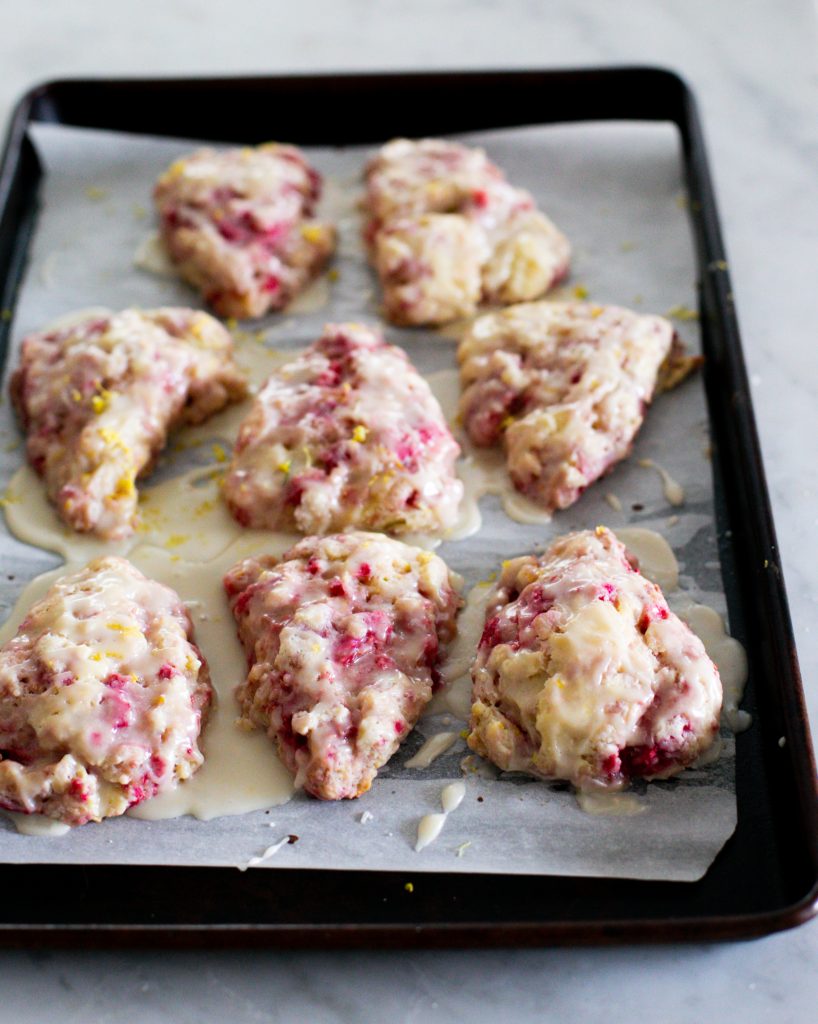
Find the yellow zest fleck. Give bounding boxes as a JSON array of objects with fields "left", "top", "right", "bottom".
[
  {"left": 91, "top": 388, "right": 112, "bottom": 414},
  {"left": 113, "top": 474, "right": 135, "bottom": 499},
  {"left": 595, "top": 525, "right": 607, "bottom": 537},
  {"left": 311, "top": 643, "right": 321, "bottom": 653},
  {"left": 184, "top": 655, "right": 196, "bottom": 672},
  {"left": 166, "top": 534, "right": 189, "bottom": 549},
  {"left": 105, "top": 651, "right": 122, "bottom": 659},
  {"left": 85, "top": 185, "right": 108, "bottom": 201},
  {"left": 327, "top": 268, "right": 340, "bottom": 282},
  {"left": 226, "top": 317, "right": 238, "bottom": 332},
  {"left": 71, "top": 388, "right": 83, "bottom": 403},
  {"left": 89, "top": 653, "right": 102, "bottom": 662},
  {"left": 212, "top": 443, "right": 228, "bottom": 463},
  {"left": 589, "top": 305, "right": 604, "bottom": 318},
  {"left": 500, "top": 414, "right": 515, "bottom": 430},
  {"left": 302, "top": 446, "right": 313, "bottom": 468},
  {"left": 163, "top": 159, "right": 187, "bottom": 182},
  {"left": 552, "top": 675, "right": 566, "bottom": 690},
  {"left": 351, "top": 424, "right": 368, "bottom": 443},
  {"left": 154, "top": 695, "right": 166, "bottom": 707},
  {"left": 417, "top": 552, "right": 432, "bottom": 566},
  {"left": 404, "top": 882, "right": 414, "bottom": 893},
  {"left": 300, "top": 224, "right": 324, "bottom": 244},
  {"left": 666, "top": 304, "right": 698, "bottom": 322},
  {"left": 107, "top": 622, "right": 141, "bottom": 639},
  {"left": 459, "top": 729, "right": 469, "bottom": 740},
  {"left": 98, "top": 427, "right": 128, "bottom": 452},
  {"left": 572, "top": 284, "right": 589, "bottom": 300},
  {"left": 194, "top": 499, "right": 215, "bottom": 517},
  {"left": 277, "top": 460, "right": 291, "bottom": 474}
]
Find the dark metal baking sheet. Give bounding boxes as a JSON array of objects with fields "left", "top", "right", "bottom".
[{"left": 0, "top": 67, "right": 815, "bottom": 946}]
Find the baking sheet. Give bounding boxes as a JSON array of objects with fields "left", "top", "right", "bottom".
[{"left": 0, "top": 121, "right": 737, "bottom": 880}]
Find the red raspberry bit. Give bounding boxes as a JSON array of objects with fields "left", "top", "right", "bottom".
[
  {"left": 150, "top": 755, "right": 166, "bottom": 778},
  {"left": 306, "top": 557, "right": 322, "bottom": 576},
  {"left": 328, "top": 577, "right": 347, "bottom": 598},
  {"left": 263, "top": 273, "right": 280, "bottom": 293},
  {"left": 356, "top": 562, "right": 372, "bottom": 580},
  {"left": 472, "top": 188, "right": 489, "bottom": 208},
  {"left": 394, "top": 721, "right": 405, "bottom": 734},
  {"left": 638, "top": 604, "right": 670, "bottom": 631},
  {"left": 104, "top": 672, "right": 130, "bottom": 689},
  {"left": 479, "top": 616, "right": 503, "bottom": 649},
  {"left": 158, "top": 663, "right": 175, "bottom": 680},
  {"left": 602, "top": 752, "right": 621, "bottom": 777},
  {"left": 598, "top": 582, "right": 617, "bottom": 602},
  {"left": 68, "top": 779, "right": 88, "bottom": 802}
]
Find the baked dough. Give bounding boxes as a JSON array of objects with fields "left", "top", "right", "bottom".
[
  {"left": 0, "top": 557, "right": 211, "bottom": 825},
  {"left": 458, "top": 301, "right": 679, "bottom": 511},
  {"left": 468, "top": 527, "right": 722, "bottom": 789},
  {"left": 224, "top": 532, "right": 461, "bottom": 799},
  {"left": 223, "top": 322, "right": 462, "bottom": 535},
  {"left": 11, "top": 308, "right": 247, "bottom": 539},
  {"left": 364, "top": 138, "right": 570, "bottom": 325},
  {"left": 155, "top": 144, "right": 335, "bottom": 318}
]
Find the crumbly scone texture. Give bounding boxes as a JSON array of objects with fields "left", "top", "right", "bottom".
[
  {"left": 364, "top": 137, "right": 570, "bottom": 325},
  {"left": 458, "top": 301, "right": 678, "bottom": 511},
  {"left": 468, "top": 527, "right": 722, "bottom": 790},
  {"left": 10, "top": 307, "right": 247, "bottom": 540},
  {"left": 224, "top": 532, "right": 461, "bottom": 800},
  {"left": 0, "top": 556, "right": 212, "bottom": 826},
  {"left": 155, "top": 144, "right": 335, "bottom": 318},
  {"left": 223, "top": 322, "right": 463, "bottom": 535}
]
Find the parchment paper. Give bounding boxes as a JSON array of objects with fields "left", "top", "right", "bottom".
[{"left": 0, "top": 121, "right": 737, "bottom": 880}]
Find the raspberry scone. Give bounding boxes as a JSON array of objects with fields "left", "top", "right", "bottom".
[
  {"left": 0, "top": 557, "right": 211, "bottom": 826},
  {"left": 458, "top": 301, "right": 689, "bottom": 511},
  {"left": 223, "top": 322, "right": 463, "bottom": 535},
  {"left": 468, "top": 527, "right": 722, "bottom": 790},
  {"left": 10, "top": 307, "right": 247, "bottom": 539},
  {"left": 364, "top": 138, "right": 570, "bottom": 325},
  {"left": 224, "top": 532, "right": 461, "bottom": 800},
  {"left": 154, "top": 144, "right": 335, "bottom": 318}
]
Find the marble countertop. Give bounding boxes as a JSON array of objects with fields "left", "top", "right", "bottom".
[{"left": 0, "top": 0, "right": 816, "bottom": 1020}]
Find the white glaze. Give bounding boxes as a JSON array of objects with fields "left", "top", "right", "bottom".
[
  {"left": 576, "top": 791, "right": 646, "bottom": 817},
  {"left": 617, "top": 526, "right": 680, "bottom": 591},
  {"left": 415, "top": 811, "right": 447, "bottom": 852},
  {"left": 405, "top": 732, "right": 458, "bottom": 769},
  {"left": 638, "top": 458, "right": 685, "bottom": 506},
  {"left": 441, "top": 780, "right": 465, "bottom": 813},
  {"left": 676, "top": 602, "right": 750, "bottom": 732}
]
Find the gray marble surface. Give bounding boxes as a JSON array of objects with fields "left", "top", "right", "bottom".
[{"left": 0, "top": 0, "right": 816, "bottom": 1020}]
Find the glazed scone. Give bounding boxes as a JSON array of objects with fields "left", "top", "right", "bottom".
[
  {"left": 458, "top": 301, "right": 683, "bottom": 511},
  {"left": 0, "top": 557, "right": 211, "bottom": 826},
  {"left": 468, "top": 527, "right": 722, "bottom": 790},
  {"left": 223, "top": 322, "right": 463, "bottom": 535},
  {"left": 10, "top": 307, "right": 247, "bottom": 539},
  {"left": 155, "top": 144, "right": 335, "bottom": 318},
  {"left": 364, "top": 138, "right": 570, "bottom": 325},
  {"left": 224, "top": 532, "right": 461, "bottom": 800}
]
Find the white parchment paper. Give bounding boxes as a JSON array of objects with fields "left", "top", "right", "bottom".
[{"left": 0, "top": 121, "right": 737, "bottom": 880}]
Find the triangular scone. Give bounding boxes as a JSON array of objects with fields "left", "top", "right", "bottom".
[
  {"left": 0, "top": 557, "right": 211, "bottom": 826},
  {"left": 364, "top": 138, "right": 570, "bottom": 325},
  {"left": 10, "top": 307, "right": 247, "bottom": 539},
  {"left": 224, "top": 533, "right": 461, "bottom": 800},
  {"left": 223, "top": 322, "right": 463, "bottom": 535},
  {"left": 469, "top": 527, "right": 722, "bottom": 790},
  {"left": 458, "top": 301, "right": 689, "bottom": 511},
  {"left": 154, "top": 144, "right": 335, "bottom": 319}
]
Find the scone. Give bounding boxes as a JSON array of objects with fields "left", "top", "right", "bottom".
[
  {"left": 223, "top": 322, "right": 463, "bottom": 535},
  {"left": 364, "top": 138, "right": 570, "bottom": 325},
  {"left": 155, "top": 144, "right": 335, "bottom": 318},
  {"left": 0, "top": 557, "right": 211, "bottom": 826},
  {"left": 224, "top": 532, "right": 461, "bottom": 799},
  {"left": 458, "top": 301, "right": 691, "bottom": 511},
  {"left": 468, "top": 527, "right": 722, "bottom": 790},
  {"left": 10, "top": 307, "right": 247, "bottom": 539}
]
